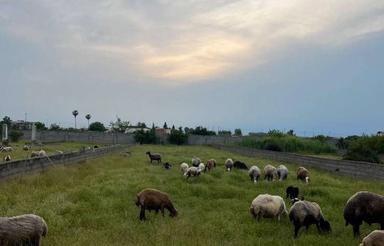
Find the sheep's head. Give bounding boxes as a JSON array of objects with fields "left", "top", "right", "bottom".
[
  {"left": 170, "top": 208, "right": 178, "bottom": 217},
  {"left": 305, "top": 176, "right": 310, "bottom": 184},
  {"left": 291, "top": 198, "right": 300, "bottom": 205},
  {"left": 145, "top": 151, "right": 150, "bottom": 155},
  {"left": 319, "top": 218, "right": 331, "bottom": 233}
]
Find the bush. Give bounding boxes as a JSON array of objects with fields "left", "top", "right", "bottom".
[
  {"left": 168, "top": 129, "right": 188, "bottom": 145},
  {"left": 134, "top": 129, "right": 157, "bottom": 144},
  {"left": 89, "top": 122, "right": 106, "bottom": 132},
  {"left": 240, "top": 135, "right": 336, "bottom": 154},
  {"left": 343, "top": 136, "right": 384, "bottom": 163},
  {"left": 9, "top": 130, "right": 23, "bottom": 142}
]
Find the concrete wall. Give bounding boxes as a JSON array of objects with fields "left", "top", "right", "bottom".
[
  {"left": 21, "top": 130, "right": 135, "bottom": 144},
  {"left": 19, "top": 130, "right": 244, "bottom": 145},
  {"left": 211, "top": 144, "right": 384, "bottom": 180},
  {"left": 0, "top": 145, "right": 125, "bottom": 180}
]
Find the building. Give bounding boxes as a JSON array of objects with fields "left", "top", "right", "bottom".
[
  {"left": 378, "top": 131, "right": 384, "bottom": 137},
  {"left": 10, "top": 120, "right": 33, "bottom": 130},
  {"left": 124, "top": 127, "right": 150, "bottom": 134}
]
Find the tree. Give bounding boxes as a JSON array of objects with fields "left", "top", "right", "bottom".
[
  {"left": 89, "top": 122, "right": 106, "bottom": 132},
  {"left": 133, "top": 128, "right": 157, "bottom": 144},
  {"left": 163, "top": 122, "right": 168, "bottom": 129},
  {"left": 1, "top": 116, "right": 11, "bottom": 126},
  {"left": 189, "top": 126, "right": 216, "bottom": 136},
  {"left": 85, "top": 114, "right": 91, "bottom": 128},
  {"left": 234, "top": 129, "right": 242, "bottom": 136},
  {"left": 34, "top": 122, "right": 47, "bottom": 130},
  {"left": 72, "top": 110, "right": 79, "bottom": 129},
  {"left": 110, "top": 117, "right": 130, "bottom": 133},
  {"left": 169, "top": 128, "right": 188, "bottom": 145},
  {"left": 49, "top": 123, "right": 61, "bottom": 131},
  {"left": 137, "top": 122, "right": 147, "bottom": 128},
  {"left": 287, "top": 129, "right": 295, "bottom": 136},
  {"left": 9, "top": 130, "right": 23, "bottom": 142}
]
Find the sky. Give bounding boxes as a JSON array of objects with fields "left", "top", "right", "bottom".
[{"left": 0, "top": 0, "right": 383, "bottom": 136}]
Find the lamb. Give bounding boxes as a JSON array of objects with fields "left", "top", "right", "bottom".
[
  {"left": 146, "top": 151, "right": 161, "bottom": 163},
  {"left": 264, "top": 164, "right": 276, "bottom": 181},
  {"left": 248, "top": 165, "right": 261, "bottom": 183},
  {"left": 3, "top": 155, "right": 11, "bottom": 162},
  {"left": 23, "top": 144, "right": 30, "bottom": 151},
  {"left": 135, "top": 188, "right": 177, "bottom": 221},
  {"left": 286, "top": 186, "right": 299, "bottom": 200},
  {"left": 225, "top": 158, "right": 234, "bottom": 171},
  {"left": 31, "top": 150, "right": 48, "bottom": 158},
  {"left": 344, "top": 191, "right": 384, "bottom": 237},
  {"left": 0, "top": 146, "right": 13, "bottom": 152},
  {"left": 276, "top": 165, "right": 288, "bottom": 181},
  {"left": 233, "top": 160, "right": 248, "bottom": 170},
  {"left": 359, "top": 230, "right": 384, "bottom": 246},
  {"left": 163, "top": 162, "right": 172, "bottom": 170},
  {"left": 297, "top": 167, "right": 310, "bottom": 183},
  {"left": 289, "top": 200, "right": 331, "bottom": 238},
  {"left": 0, "top": 214, "right": 48, "bottom": 246},
  {"left": 180, "top": 163, "right": 189, "bottom": 174},
  {"left": 206, "top": 159, "right": 216, "bottom": 171},
  {"left": 192, "top": 157, "right": 201, "bottom": 167},
  {"left": 249, "top": 194, "right": 288, "bottom": 221},
  {"left": 198, "top": 163, "right": 206, "bottom": 173},
  {"left": 184, "top": 167, "right": 201, "bottom": 179}
]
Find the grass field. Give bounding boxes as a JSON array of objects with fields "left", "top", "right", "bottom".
[
  {"left": 0, "top": 145, "right": 382, "bottom": 246},
  {"left": 0, "top": 142, "right": 101, "bottom": 163}
]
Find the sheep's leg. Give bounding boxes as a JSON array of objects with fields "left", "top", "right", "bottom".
[
  {"left": 294, "top": 223, "right": 301, "bottom": 238},
  {"left": 353, "top": 224, "right": 360, "bottom": 237},
  {"left": 140, "top": 207, "right": 146, "bottom": 220},
  {"left": 161, "top": 205, "right": 165, "bottom": 216}
]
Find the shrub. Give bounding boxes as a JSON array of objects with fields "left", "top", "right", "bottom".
[
  {"left": 89, "top": 122, "right": 106, "bottom": 132},
  {"left": 9, "top": 130, "right": 23, "bottom": 142},
  {"left": 343, "top": 136, "right": 384, "bottom": 163},
  {"left": 134, "top": 129, "right": 157, "bottom": 144},
  {"left": 168, "top": 129, "right": 188, "bottom": 145}
]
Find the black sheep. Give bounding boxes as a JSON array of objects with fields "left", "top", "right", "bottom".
[
  {"left": 344, "top": 191, "right": 384, "bottom": 237},
  {"left": 233, "top": 160, "right": 248, "bottom": 170},
  {"left": 146, "top": 151, "right": 161, "bottom": 163},
  {"left": 286, "top": 186, "right": 299, "bottom": 200}
]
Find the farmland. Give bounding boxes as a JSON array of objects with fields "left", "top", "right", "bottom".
[{"left": 0, "top": 145, "right": 382, "bottom": 245}]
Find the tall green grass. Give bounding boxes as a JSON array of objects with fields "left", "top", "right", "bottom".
[
  {"left": 240, "top": 135, "right": 337, "bottom": 154},
  {"left": 0, "top": 145, "right": 382, "bottom": 245}
]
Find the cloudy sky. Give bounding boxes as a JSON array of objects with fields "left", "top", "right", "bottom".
[{"left": 1, "top": 0, "right": 383, "bottom": 136}]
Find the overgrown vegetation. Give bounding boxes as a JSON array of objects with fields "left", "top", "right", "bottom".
[
  {"left": 134, "top": 128, "right": 158, "bottom": 144},
  {"left": 0, "top": 145, "right": 381, "bottom": 245},
  {"left": 168, "top": 127, "right": 188, "bottom": 145},
  {"left": 343, "top": 136, "right": 384, "bottom": 163},
  {"left": 89, "top": 121, "right": 106, "bottom": 132},
  {"left": 240, "top": 130, "right": 337, "bottom": 154},
  {"left": 9, "top": 130, "right": 23, "bottom": 142}
]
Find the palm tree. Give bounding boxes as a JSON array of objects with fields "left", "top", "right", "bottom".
[
  {"left": 85, "top": 114, "right": 91, "bottom": 129},
  {"left": 72, "top": 110, "right": 79, "bottom": 129}
]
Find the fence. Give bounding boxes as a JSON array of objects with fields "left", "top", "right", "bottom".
[
  {"left": 211, "top": 144, "right": 384, "bottom": 180},
  {"left": 0, "top": 145, "right": 126, "bottom": 179}
]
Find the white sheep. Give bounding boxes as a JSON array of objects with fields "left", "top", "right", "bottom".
[
  {"left": 0, "top": 146, "right": 13, "bottom": 152},
  {"left": 225, "top": 158, "right": 234, "bottom": 172},
  {"left": 3, "top": 155, "right": 11, "bottom": 162},
  {"left": 192, "top": 157, "right": 201, "bottom": 167},
  {"left": 360, "top": 230, "right": 384, "bottom": 246},
  {"left": 0, "top": 214, "right": 48, "bottom": 245},
  {"left": 180, "top": 163, "right": 189, "bottom": 174},
  {"left": 184, "top": 166, "right": 201, "bottom": 179},
  {"left": 198, "top": 163, "right": 206, "bottom": 173},
  {"left": 248, "top": 165, "right": 261, "bottom": 183},
  {"left": 31, "top": 150, "right": 48, "bottom": 158},
  {"left": 276, "top": 165, "right": 288, "bottom": 181},
  {"left": 249, "top": 194, "right": 288, "bottom": 221}
]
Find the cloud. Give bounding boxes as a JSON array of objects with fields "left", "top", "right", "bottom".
[{"left": 1, "top": 0, "right": 384, "bottom": 84}]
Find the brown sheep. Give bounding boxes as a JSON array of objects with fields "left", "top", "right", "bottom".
[
  {"left": 206, "top": 159, "right": 216, "bottom": 171},
  {"left": 0, "top": 214, "right": 48, "bottom": 246},
  {"left": 344, "top": 191, "right": 384, "bottom": 237},
  {"left": 360, "top": 230, "right": 384, "bottom": 246},
  {"left": 297, "top": 167, "right": 310, "bottom": 183},
  {"left": 135, "top": 188, "right": 177, "bottom": 221}
]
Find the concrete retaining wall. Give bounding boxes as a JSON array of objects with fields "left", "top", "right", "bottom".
[
  {"left": 211, "top": 144, "right": 384, "bottom": 180},
  {"left": 0, "top": 145, "right": 126, "bottom": 179}
]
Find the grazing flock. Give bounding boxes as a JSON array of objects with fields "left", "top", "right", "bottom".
[{"left": 138, "top": 150, "right": 384, "bottom": 244}]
